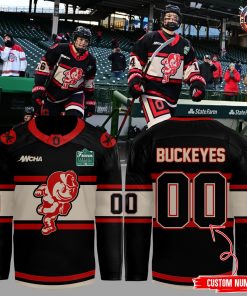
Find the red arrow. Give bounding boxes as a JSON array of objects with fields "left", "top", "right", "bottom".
[{"left": 209, "top": 224, "right": 238, "bottom": 275}]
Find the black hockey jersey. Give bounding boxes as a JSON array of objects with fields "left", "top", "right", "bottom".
[
  {"left": 128, "top": 31, "right": 202, "bottom": 106},
  {"left": 125, "top": 117, "right": 247, "bottom": 286},
  {"left": 0, "top": 116, "right": 122, "bottom": 287},
  {"left": 34, "top": 43, "right": 96, "bottom": 102}
]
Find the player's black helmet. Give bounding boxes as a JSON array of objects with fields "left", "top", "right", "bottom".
[
  {"left": 72, "top": 26, "right": 92, "bottom": 43},
  {"left": 72, "top": 26, "right": 92, "bottom": 54},
  {"left": 162, "top": 4, "right": 182, "bottom": 31}
]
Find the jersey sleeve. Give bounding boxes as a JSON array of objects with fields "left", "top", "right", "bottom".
[
  {"left": 0, "top": 47, "right": 11, "bottom": 62},
  {"left": 34, "top": 44, "right": 61, "bottom": 87},
  {"left": 128, "top": 33, "right": 151, "bottom": 85},
  {"left": 95, "top": 138, "right": 122, "bottom": 280},
  {"left": 229, "top": 140, "right": 247, "bottom": 275},
  {"left": 183, "top": 40, "right": 205, "bottom": 85},
  {"left": 82, "top": 55, "right": 96, "bottom": 100},
  {"left": 19, "top": 46, "right": 27, "bottom": 72},
  {"left": 125, "top": 140, "right": 153, "bottom": 280},
  {"left": 0, "top": 146, "right": 14, "bottom": 280}
]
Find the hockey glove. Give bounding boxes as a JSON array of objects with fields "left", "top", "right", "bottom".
[
  {"left": 85, "top": 98, "right": 96, "bottom": 118},
  {"left": 128, "top": 76, "right": 144, "bottom": 99},
  {"left": 32, "top": 86, "right": 46, "bottom": 115},
  {"left": 190, "top": 76, "right": 206, "bottom": 102}
]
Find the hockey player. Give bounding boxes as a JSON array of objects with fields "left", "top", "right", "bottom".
[
  {"left": 0, "top": 33, "right": 27, "bottom": 77},
  {"left": 128, "top": 5, "right": 206, "bottom": 127},
  {"left": 32, "top": 26, "right": 97, "bottom": 117}
]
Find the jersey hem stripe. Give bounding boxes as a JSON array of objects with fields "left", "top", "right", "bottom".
[{"left": 15, "top": 270, "right": 95, "bottom": 283}]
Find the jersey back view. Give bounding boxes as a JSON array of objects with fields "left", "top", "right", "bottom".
[{"left": 125, "top": 117, "right": 247, "bottom": 286}]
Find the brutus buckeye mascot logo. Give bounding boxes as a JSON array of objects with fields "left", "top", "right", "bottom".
[
  {"left": 34, "top": 170, "right": 79, "bottom": 235},
  {"left": 62, "top": 67, "right": 83, "bottom": 89},
  {"left": 161, "top": 53, "right": 181, "bottom": 83}
]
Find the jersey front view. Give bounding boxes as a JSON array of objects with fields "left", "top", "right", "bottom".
[
  {"left": 0, "top": 116, "right": 122, "bottom": 287},
  {"left": 125, "top": 117, "right": 247, "bottom": 286}
]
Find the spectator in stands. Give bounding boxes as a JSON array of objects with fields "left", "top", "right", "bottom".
[
  {"left": 199, "top": 55, "right": 217, "bottom": 90},
  {"left": 111, "top": 38, "right": 119, "bottom": 50},
  {"left": 244, "top": 75, "right": 247, "bottom": 89},
  {"left": 212, "top": 55, "right": 223, "bottom": 89},
  {"left": 52, "top": 33, "right": 70, "bottom": 44},
  {"left": 64, "top": 32, "right": 70, "bottom": 43},
  {"left": 0, "top": 33, "right": 27, "bottom": 77},
  {"left": 96, "top": 28, "right": 103, "bottom": 47},
  {"left": 108, "top": 47, "right": 126, "bottom": 79},
  {"left": 220, "top": 48, "right": 227, "bottom": 57},
  {"left": 224, "top": 63, "right": 241, "bottom": 101},
  {"left": 235, "top": 61, "right": 242, "bottom": 76},
  {"left": 54, "top": 33, "right": 64, "bottom": 44},
  {"left": 243, "top": 75, "right": 247, "bottom": 101},
  {"left": 60, "top": 33, "right": 70, "bottom": 44}
]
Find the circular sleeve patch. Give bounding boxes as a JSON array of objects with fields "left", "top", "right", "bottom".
[
  {"left": 0, "top": 129, "right": 16, "bottom": 145},
  {"left": 100, "top": 132, "right": 116, "bottom": 148}
]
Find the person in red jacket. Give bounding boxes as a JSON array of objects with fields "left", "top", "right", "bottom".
[
  {"left": 224, "top": 63, "right": 241, "bottom": 100},
  {"left": 212, "top": 55, "right": 223, "bottom": 89}
]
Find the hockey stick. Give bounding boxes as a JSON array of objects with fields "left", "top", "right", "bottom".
[
  {"left": 96, "top": 108, "right": 119, "bottom": 132},
  {"left": 115, "top": 36, "right": 175, "bottom": 140},
  {"left": 44, "top": 53, "right": 67, "bottom": 89}
]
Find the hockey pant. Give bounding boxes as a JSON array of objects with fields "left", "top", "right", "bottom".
[{"left": 140, "top": 94, "right": 177, "bottom": 128}]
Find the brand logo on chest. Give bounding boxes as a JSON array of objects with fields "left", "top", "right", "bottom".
[{"left": 18, "top": 155, "right": 43, "bottom": 162}]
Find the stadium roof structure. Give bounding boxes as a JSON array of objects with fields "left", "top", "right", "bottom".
[{"left": 45, "top": 0, "right": 244, "bottom": 27}]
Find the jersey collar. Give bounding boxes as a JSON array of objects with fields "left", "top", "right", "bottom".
[
  {"left": 158, "top": 30, "right": 180, "bottom": 46},
  {"left": 28, "top": 117, "right": 85, "bottom": 147}
]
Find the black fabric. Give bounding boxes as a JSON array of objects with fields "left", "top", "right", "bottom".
[
  {"left": 125, "top": 223, "right": 151, "bottom": 281},
  {"left": 96, "top": 223, "right": 123, "bottom": 280},
  {"left": 35, "top": 116, "right": 78, "bottom": 135},
  {"left": 0, "top": 224, "right": 12, "bottom": 279},
  {"left": 14, "top": 229, "right": 95, "bottom": 275}
]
